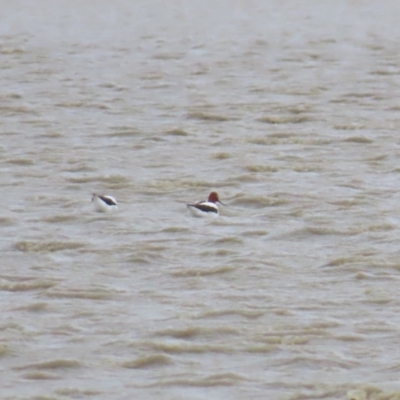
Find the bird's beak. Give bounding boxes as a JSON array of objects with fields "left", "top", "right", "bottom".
[{"left": 218, "top": 200, "right": 227, "bottom": 207}]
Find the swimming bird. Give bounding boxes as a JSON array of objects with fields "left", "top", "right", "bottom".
[
  {"left": 187, "top": 192, "right": 226, "bottom": 217},
  {"left": 92, "top": 193, "right": 118, "bottom": 213}
]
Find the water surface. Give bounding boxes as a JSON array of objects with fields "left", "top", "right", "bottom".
[{"left": 2, "top": 1, "right": 400, "bottom": 399}]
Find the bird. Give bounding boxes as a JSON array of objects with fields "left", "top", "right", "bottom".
[
  {"left": 92, "top": 193, "right": 118, "bottom": 213},
  {"left": 187, "top": 191, "right": 226, "bottom": 217}
]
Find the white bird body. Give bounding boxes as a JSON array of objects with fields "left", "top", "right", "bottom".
[{"left": 92, "top": 194, "right": 118, "bottom": 213}]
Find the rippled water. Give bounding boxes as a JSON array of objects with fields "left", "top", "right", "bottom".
[{"left": 2, "top": 1, "right": 400, "bottom": 399}]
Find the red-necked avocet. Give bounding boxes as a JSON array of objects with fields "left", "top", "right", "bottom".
[
  {"left": 92, "top": 193, "right": 118, "bottom": 213},
  {"left": 187, "top": 191, "right": 226, "bottom": 217}
]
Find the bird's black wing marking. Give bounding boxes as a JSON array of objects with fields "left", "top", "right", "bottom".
[
  {"left": 99, "top": 195, "right": 117, "bottom": 206},
  {"left": 188, "top": 203, "right": 218, "bottom": 213}
]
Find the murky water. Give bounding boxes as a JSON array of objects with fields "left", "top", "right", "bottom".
[{"left": 2, "top": 1, "right": 400, "bottom": 399}]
